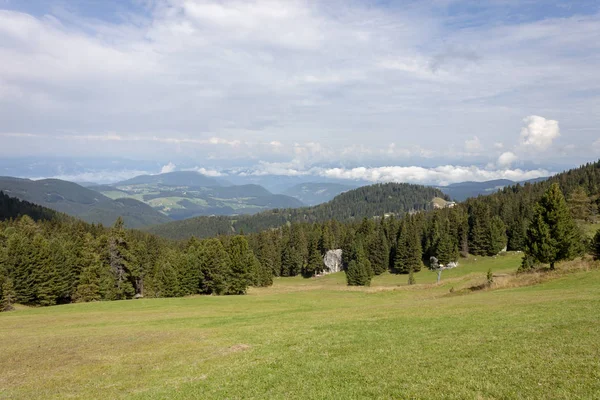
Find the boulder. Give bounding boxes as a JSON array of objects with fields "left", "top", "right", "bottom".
[{"left": 322, "top": 249, "right": 343, "bottom": 275}]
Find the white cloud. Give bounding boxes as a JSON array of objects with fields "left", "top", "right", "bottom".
[
  {"left": 494, "top": 142, "right": 504, "bottom": 149},
  {"left": 194, "top": 167, "right": 224, "bottom": 177},
  {"left": 519, "top": 115, "right": 560, "bottom": 151},
  {"left": 497, "top": 151, "right": 518, "bottom": 167},
  {"left": 0, "top": 2, "right": 598, "bottom": 169},
  {"left": 160, "top": 162, "right": 176, "bottom": 173},
  {"left": 464, "top": 136, "right": 483, "bottom": 153},
  {"left": 593, "top": 139, "right": 600, "bottom": 150},
  {"left": 318, "top": 165, "right": 549, "bottom": 186}
]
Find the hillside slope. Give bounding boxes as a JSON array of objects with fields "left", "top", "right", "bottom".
[
  {"left": 93, "top": 174, "right": 303, "bottom": 220},
  {"left": 0, "top": 190, "right": 66, "bottom": 222},
  {"left": 0, "top": 177, "right": 171, "bottom": 228},
  {"left": 148, "top": 182, "right": 446, "bottom": 239}
]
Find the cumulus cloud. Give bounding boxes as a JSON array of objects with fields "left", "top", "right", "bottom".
[
  {"left": 194, "top": 167, "right": 224, "bottom": 177},
  {"left": 244, "top": 162, "right": 549, "bottom": 186},
  {"left": 318, "top": 165, "right": 549, "bottom": 186},
  {"left": 160, "top": 162, "right": 176, "bottom": 173},
  {"left": 497, "top": 151, "right": 518, "bottom": 167},
  {"left": 464, "top": 136, "right": 483, "bottom": 153},
  {"left": 519, "top": 115, "right": 560, "bottom": 151}
]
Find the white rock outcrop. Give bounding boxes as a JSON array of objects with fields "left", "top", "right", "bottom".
[{"left": 322, "top": 249, "right": 343, "bottom": 275}]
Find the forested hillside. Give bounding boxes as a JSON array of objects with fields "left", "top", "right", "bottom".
[
  {"left": 0, "top": 177, "right": 170, "bottom": 228},
  {"left": 92, "top": 173, "right": 303, "bottom": 220},
  {"left": 0, "top": 198, "right": 272, "bottom": 310},
  {"left": 0, "top": 191, "right": 65, "bottom": 222},
  {"left": 1, "top": 160, "right": 599, "bottom": 310},
  {"left": 148, "top": 183, "right": 446, "bottom": 239}
]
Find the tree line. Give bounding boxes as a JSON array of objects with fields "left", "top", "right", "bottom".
[{"left": 2, "top": 160, "right": 600, "bottom": 310}]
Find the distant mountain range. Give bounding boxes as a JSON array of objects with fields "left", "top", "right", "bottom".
[
  {"left": 0, "top": 177, "right": 170, "bottom": 228},
  {"left": 147, "top": 182, "right": 445, "bottom": 239},
  {"left": 438, "top": 177, "right": 548, "bottom": 201},
  {"left": 0, "top": 169, "right": 551, "bottom": 230},
  {"left": 282, "top": 182, "right": 355, "bottom": 206},
  {"left": 89, "top": 171, "right": 303, "bottom": 220}
]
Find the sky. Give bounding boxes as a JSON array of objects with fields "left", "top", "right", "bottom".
[{"left": 0, "top": 0, "right": 599, "bottom": 186}]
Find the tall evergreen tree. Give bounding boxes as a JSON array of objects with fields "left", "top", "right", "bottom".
[
  {"left": 105, "top": 217, "right": 135, "bottom": 300},
  {"left": 345, "top": 260, "right": 371, "bottom": 286},
  {"left": 568, "top": 186, "right": 592, "bottom": 221},
  {"left": 487, "top": 216, "right": 507, "bottom": 256},
  {"left": 525, "top": 183, "right": 584, "bottom": 269},
  {"left": 367, "top": 226, "right": 389, "bottom": 275},
  {"left": 195, "top": 238, "right": 231, "bottom": 295},
  {"left": 303, "top": 232, "right": 324, "bottom": 277},
  {"left": 1, "top": 277, "right": 16, "bottom": 311},
  {"left": 469, "top": 202, "right": 491, "bottom": 256},
  {"left": 226, "top": 235, "right": 254, "bottom": 294},
  {"left": 394, "top": 218, "right": 423, "bottom": 274}
]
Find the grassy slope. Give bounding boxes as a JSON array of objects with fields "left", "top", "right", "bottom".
[{"left": 1, "top": 254, "right": 599, "bottom": 399}]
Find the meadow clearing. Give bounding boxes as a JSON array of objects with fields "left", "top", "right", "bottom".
[{"left": 1, "top": 253, "right": 599, "bottom": 399}]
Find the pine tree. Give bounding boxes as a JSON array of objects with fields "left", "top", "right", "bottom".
[
  {"left": 394, "top": 219, "right": 423, "bottom": 274},
  {"left": 105, "top": 218, "right": 136, "bottom": 300},
  {"left": 255, "top": 230, "right": 279, "bottom": 277},
  {"left": 225, "top": 236, "right": 254, "bottom": 295},
  {"left": 487, "top": 216, "right": 507, "bottom": 256},
  {"left": 303, "top": 233, "right": 324, "bottom": 277},
  {"left": 436, "top": 230, "right": 456, "bottom": 266},
  {"left": 319, "top": 224, "right": 335, "bottom": 254},
  {"left": 195, "top": 238, "right": 231, "bottom": 295},
  {"left": 568, "top": 186, "right": 592, "bottom": 221},
  {"left": 1, "top": 277, "right": 16, "bottom": 311},
  {"left": 251, "top": 254, "right": 273, "bottom": 287},
  {"left": 175, "top": 251, "right": 202, "bottom": 296},
  {"left": 345, "top": 260, "right": 371, "bottom": 286},
  {"left": 367, "top": 227, "right": 389, "bottom": 275},
  {"left": 73, "top": 258, "right": 102, "bottom": 303},
  {"left": 525, "top": 183, "right": 584, "bottom": 269},
  {"left": 33, "top": 234, "right": 58, "bottom": 306},
  {"left": 469, "top": 202, "right": 491, "bottom": 256},
  {"left": 151, "top": 259, "right": 180, "bottom": 297}
]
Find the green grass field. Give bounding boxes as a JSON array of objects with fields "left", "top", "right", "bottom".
[{"left": 2, "top": 253, "right": 599, "bottom": 399}]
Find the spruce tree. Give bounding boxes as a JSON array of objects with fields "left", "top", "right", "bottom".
[
  {"left": 525, "top": 183, "right": 583, "bottom": 269},
  {"left": 303, "top": 233, "right": 324, "bottom": 277},
  {"left": 106, "top": 218, "right": 136, "bottom": 300},
  {"left": 1, "top": 277, "right": 16, "bottom": 311},
  {"left": 225, "top": 236, "right": 254, "bottom": 295},
  {"left": 345, "top": 260, "right": 371, "bottom": 286},
  {"left": 469, "top": 202, "right": 491, "bottom": 256},
  {"left": 367, "top": 227, "right": 389, "bottom": 275},
  {"left": 33, "top": 234, "right": 58, "bottom": 306},
  {"left": 319, "top": 224, "right": 335, "bottom": 254},
  {"left": 394, "top": 219, "right": 423, "bottom": 274},
  {"left": 487, "top": 216, "right": 507, "bottom": 256},
  {"left": 73, "top": 258, "right": 102, "bottom": 302},
  {"left": 568, "top": 187, "right": 592, "bottom": 221},
  {"left": 196, "top": 238, "right": 231, "bottom": 295},
  {"left": 251, "top": 254, "right": 273, "bottom": 287}
]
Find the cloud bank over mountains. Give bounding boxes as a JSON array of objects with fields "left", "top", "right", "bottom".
[{"left": 0, "top": 1, "right": 598, "bottom": 183}]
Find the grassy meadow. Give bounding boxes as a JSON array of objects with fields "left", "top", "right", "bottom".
[{"left": 1, "top": 253, "right": 600, "bottom": 399}]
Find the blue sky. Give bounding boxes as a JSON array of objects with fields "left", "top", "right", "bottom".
[{"left": 0, "top": 0, "right": 599, "bottom": 184}]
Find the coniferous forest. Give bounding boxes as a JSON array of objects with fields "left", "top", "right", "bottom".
[{"left": 1, "top": 160, "right": 599, "bottom": 310}]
